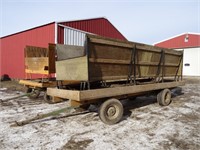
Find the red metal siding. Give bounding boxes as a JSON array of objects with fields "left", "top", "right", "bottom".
[
  {"left": 155, "top": 34, "right": 200, "bottom": 49},
  {"left": 57, "top": 18, "right": 126, "bottom": 44},
  {"left": 0, "top": 23, "right": 55, "bottom": 79}
]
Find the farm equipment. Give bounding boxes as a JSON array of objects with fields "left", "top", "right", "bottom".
[
  {"left": 44, "top": 34, "right": 185, "bottom": 124},
  {"left": 19, "top": 44, "right": 82, "bottom": 103},
  {"left": 13, "top": 34, "right": 184, "bottom": 125}
]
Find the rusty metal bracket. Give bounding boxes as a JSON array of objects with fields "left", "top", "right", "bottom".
[{"left": 127, "top": 45, "right": 136, "bottom": 85}]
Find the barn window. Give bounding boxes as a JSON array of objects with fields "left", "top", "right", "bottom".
[{"left": 184, "top": 34, "right": 189, "bottom": 42}]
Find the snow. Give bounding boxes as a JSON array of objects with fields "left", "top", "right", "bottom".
[{"left": 0, "top": 79, "right": 200, "bottom": 150}]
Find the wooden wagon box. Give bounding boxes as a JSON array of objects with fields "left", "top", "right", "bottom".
[
  {"left": 56, "top": 34, "right": 183, "bottom": 82},
  {"left": 25, "top": 44, "right": 56, "bottom": 75}
]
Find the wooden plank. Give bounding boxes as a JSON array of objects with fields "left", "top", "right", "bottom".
[
  {"left": 87, "top": 34, "right": 183, "bottom": 56},
  {"left": 89, "top": 63, "right": 130, "bottom": 81},
  {"left": 79, "top": 81, "right": 185, "bottom": 101},
  {"left": 70, "top": 99, "right": 102, "bottom": 107},
  {"left": 136, "top": 45, "right": 182, "bottom": 56},
  {"left": 60, "top": 80, "right": 81, "bottom": 85},
  {"left": 70, "top": 100, "right": 83, "bottom": 107},
  {"left": 19, "top": 80, "right": 57, "bottom": 87},
  {"left": 47, "top": 88, "right": 80, "bottom": 100},
  {"left": 25, "top": 69, "right": 49, "bottom": 75},
  {"left": 19, "top": 80, "right": 43, "bottom": 87},
  {"left": 25, "top": 57, "right": 49, "bottom": 74},
  {"left": 48, "top": 43, "right": 56, "bottom": 74},
  {"left": 47, "top": 81, "right": 184, "bottom": 101},
  {"left": 25, "top": 46, "right": 48, "bottom": 57},
  {"left": 89, "top": 43, "right": 131, "bottom": 60},
  {"left": 87, "top": 35, "right": 183, "bottom": 82},
  {"left": 19, "top": 79, "right": 80, "bottom": 88},
  {"left": 89, "top": 58, "right": 129, "bottom": 64},
  {"left": 51, "top": 96, "right": 65, "bottom": 103},
  {"left": 89, "top": 38, "right": 134, "bottom": 48},
  {"left": 89, "top": 58, "right": 178, "bottom": 66},
  {"left": 25, "top": 45, "right": 56, "bottom": 75}
]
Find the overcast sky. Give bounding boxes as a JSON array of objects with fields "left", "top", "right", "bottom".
[{"left": 0, "top": 0, "right": 199, "bottom": 44}]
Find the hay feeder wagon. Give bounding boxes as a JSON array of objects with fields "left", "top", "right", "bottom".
[{"left": 46, "top": 34, "right": 184, "bottom": 124}]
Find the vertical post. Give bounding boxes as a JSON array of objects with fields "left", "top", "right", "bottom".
[
  {"left": 174, "top": 53, "right": 183, "bottom": 81},
  {"left": 155, "top": 49, "right": 164, "bottom": 82},
  {"left": 133, "top": 45, "right": 137, "bottom": 85},
  {"left": 137, "top": 48, "right": 141, "bottom": 78},
  {"left": 127, "top": 44, "right": 136, "bottom": 84},
  {"left": 55, "top": 22, "right": 58, "bottom": 44},
  {"left": 86, "top": 35, "right": 91, "bottom": 90},
  {"left": 162, "top": 51, "right": 165, "bottom": 83},
  {"left": 56, "top": 81, "right": 59, "bottom": 88}
]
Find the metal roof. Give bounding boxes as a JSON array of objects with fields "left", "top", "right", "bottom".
[
  {"left": 154, "top": 32, "right": 200, "bottom": 49},
  {"left": 56, "top": 16, "right": 107, "bottom": 23},
  {"left": 0, "top": 17, "right": 110, "bottom": 39},
  {"left": 154, "top": 32, "right": 200, "bottom": 45},
  {"left": 0, "top": 22, "right": 55, "bottom": 39}
]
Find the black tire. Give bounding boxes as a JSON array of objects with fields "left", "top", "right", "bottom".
[
  {"left": 157, "top": 89, "right": 172, "bottom": 106},
  {"left": 27, "top": 88, "right": 40, "bottom": 99},
  {"left": 43, "top": 92, "right": 53, "bottom": 104},
  {"left": 99, "top": 98, "right": 123, "bottom": 125}
]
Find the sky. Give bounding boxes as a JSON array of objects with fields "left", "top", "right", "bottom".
[{"left": 0, "top": 0, "right": 199, "bottom": 44}]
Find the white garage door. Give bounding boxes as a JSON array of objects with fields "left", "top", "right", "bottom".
[{"left": 182, "top": 47, "right": 200, "bottom": 76}]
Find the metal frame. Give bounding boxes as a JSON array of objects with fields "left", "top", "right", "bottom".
[
  {"left": 127, "top": 44, "right": 137, "bottom": 85},
  {"left": 174, "top": 53, "right": 183, "bottom": 81}
]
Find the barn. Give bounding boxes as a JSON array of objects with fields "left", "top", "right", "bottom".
[
  {"left": 0, "top": 17, "right": 126, "bottom": 79},
  {"left": 154, "top": 33, "right": 200, "bottom": 76}
]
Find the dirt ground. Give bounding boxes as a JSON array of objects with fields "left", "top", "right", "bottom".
[{"left": 0, "top": 78, "right": 199, "bottom": 150}]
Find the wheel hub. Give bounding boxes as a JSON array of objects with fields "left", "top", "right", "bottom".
[{"left": 107, "top": 106, "right": 116, "bottom": 117}]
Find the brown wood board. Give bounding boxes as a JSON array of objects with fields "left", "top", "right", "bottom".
[
  {"left": 48, "top": 44, "right": 56, "bottom": 74},
  {"left": 87, "top": 35, "right": 183, "bottom": 82},
  {"left": 25, "top": 44, "right": 56, "bottom": 75},
  {"left": 19, "top": 80, "right": 57, "bottom": 88},
  {"left": 56, "top": 44, "right": 85, "bottom": 61},
  {"left": 19, "top": 79, "right": 80, "bottom": 88},
  {"left": 47, "top": 81, "right": 185, "bottom": 101},
  {"left": 25, "top": 57, "right": 49, "bottom": 74}
]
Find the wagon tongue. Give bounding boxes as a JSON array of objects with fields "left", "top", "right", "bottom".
[
  {"left": 0, "top": 93, "right": 32, "bottom": 103},
  {"left": 10, "top": 106, "right": 90, "bottom": 127}
]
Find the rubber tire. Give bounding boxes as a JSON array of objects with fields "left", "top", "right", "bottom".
[
  {"left": 27, "top": 88, "right": 40, "bottom": 99},
  {"left": 157, "top": 89, "right": 172, "bottom": 106},
  {"left": 99, "top": 98, "right": 123, "bottom": 125},
  {"left": 43, "top": 92, "right": 53, "bottom": 104}
]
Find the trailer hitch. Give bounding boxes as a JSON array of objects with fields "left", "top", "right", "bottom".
[{"left": 11, "top": 106, "right": 90, "bottom": 127}]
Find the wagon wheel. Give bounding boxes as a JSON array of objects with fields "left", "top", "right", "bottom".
[
  {"left": 43, "top": 92, "right": 53, "bottom": 104},
  {"left": 157, "top": 89, "right": 172, "bottom": 106},
  {"left": 99, "top": 98, "right": 123, "bottom": 125},
  {"left": 27, "top": 88, "right": 40, "bottom": 99}
]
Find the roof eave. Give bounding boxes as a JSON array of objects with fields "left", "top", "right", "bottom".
[
  {"left": 56, "top": 16, "right": 107, "bottom": 24},
  {"left": 153, "top": 32, "right": 200, "bottom": 45}
]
